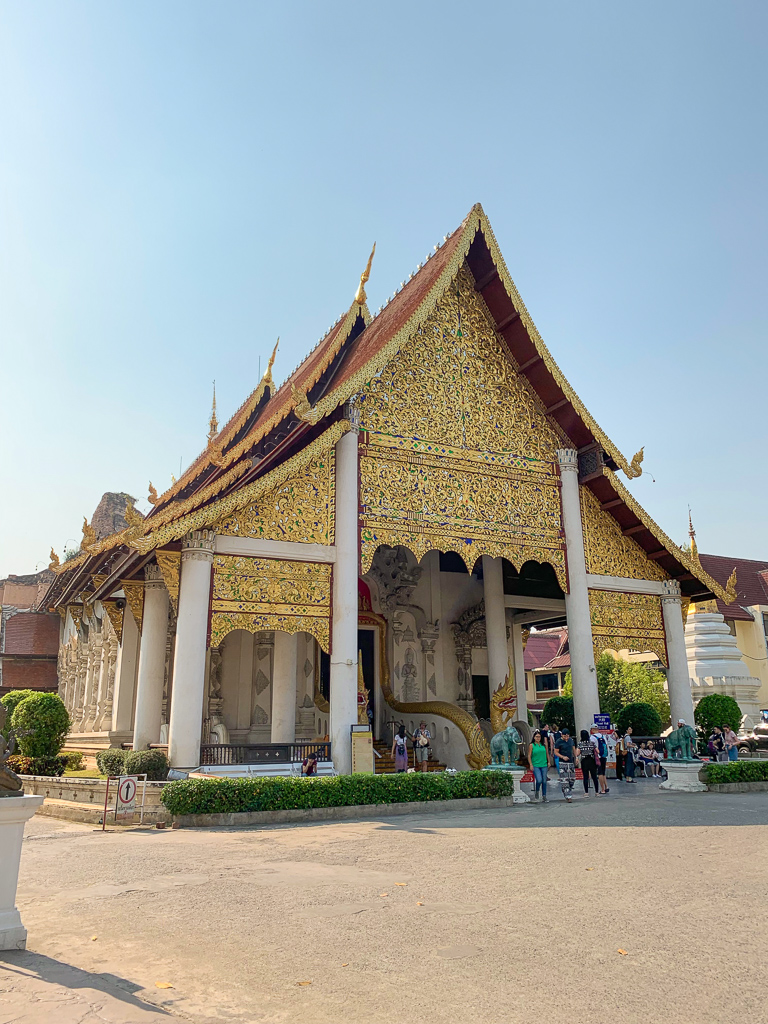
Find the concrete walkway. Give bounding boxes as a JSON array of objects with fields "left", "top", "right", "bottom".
[{"left": 3, "top": 788, "right": 767, "bottom": 1024}]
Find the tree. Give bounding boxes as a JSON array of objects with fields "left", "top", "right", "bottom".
[
  {"left": 564, "top": 654, "right": 670, "bottom": 727},
  {"left": 541, "top": 695, "right": 575, "bottom": 734},
  {"left": 11, "top": 693, "right": 71, "bottom": 758},
  {"left": 616, "top": 702, "right": 662, "bottom": 736},
  {"left": 694, "top": 694, "right": 741, "bottom": 737},
  {"left": 0, "top": 690, "right": 37, "bottom": 739}
]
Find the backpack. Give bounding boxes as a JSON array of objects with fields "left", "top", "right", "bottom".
[{"left": 596, "top": 736, "right": 608, "bottom": 758}]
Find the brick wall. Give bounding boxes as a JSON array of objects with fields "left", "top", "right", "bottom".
[{"left": 2, "top": 660, "right": 58, "bottom": 690}]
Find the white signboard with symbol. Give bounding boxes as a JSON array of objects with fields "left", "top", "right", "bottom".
[{"left": 115, "top": 775, "right": 139, "bottom": 822}]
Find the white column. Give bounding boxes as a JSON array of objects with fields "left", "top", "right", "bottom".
[
  {"left": 112, "top": 602, "right": 139, "bottom": 735},
  {"left": 662, "top": 580, "right": 695, "bottom": 726},
  {"left": 482, "top": 555, "right": 509, "bottom": 699},
  {"left": 557, "top": 448, "right": 600, "bottom": 734},
  {"left": 168, "top": 530, "right": 215, "bottom": 768},
  {"left": 132, "top": 566, "right": 169, "bottom": 751},
  {"left": 511, "top": 621, "right": 528, "bottom": 723},
  {"left": 330, "top": 414, "right": 359, "bottom": 775},
  {"left": 271, "top": 631, "right": 298, "bottom": 743},
  {"left": 0, "top": 795, "right": 44, "bottom": 950}
]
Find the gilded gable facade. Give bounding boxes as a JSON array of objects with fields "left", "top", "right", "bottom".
[{"left": 359, "top": 265, "right": 567, "bottom": 585}]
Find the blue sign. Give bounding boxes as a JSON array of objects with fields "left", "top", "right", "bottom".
[{"left": 593, "top": 714, "right": 611, "bottom": 730}]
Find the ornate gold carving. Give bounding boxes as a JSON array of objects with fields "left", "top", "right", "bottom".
[
  {"left": 357, "top": 656, "right": 370, "bottom": 724},
  {"left": 82, "top": 517, "right": 97, "bottom": 550},
  {"left": 156, "top": 551, "right": 181, "bottom": 613},
  {"left": 124, "top": 501, "right": 144, "bottom": 529},
  {"left": 581, "top": 486, "right": 667, "bottom": 582},
  {"left": 626, "top": 448, "right": 644, "bottom": 479},
  {"left": 724, "top": 568, "right": 738, "bottom": 605},
  {"left": 363, "top": 608, "right": 491, "bottom": 769},
  {"left": 91, "top": 574, "right": 107, "bottom": 589},
  {"left": 214, "top": 451, "right": 335, "bottom": 546},
  {"left": 49, "top": 548, "right": 60, "bottom": 569},
  {"left": 148, "top": 482, "right": 159, "bottom": 506},
  {"left": 589, "top": 589, "right": 667, "bottom": 666},
  {"left": 355, "top": 242, "right": 376, "bottom": 306},
  {"left": 291, "top": 383, "right": 322, "bottom": 425},
  {"left": 210, "top": 555, "right": 331, "bottom": 651},
  {"left": 132, "top": 422, "right": 346, "bottom": 554},
  {"left": 208, "top": 381, "right": 219, "bottom": 442},
  {"left": 359, "top": 266, "right": 566, "bottom": 584},
  {"left": 68, "top": 604, "right": 83, "bottom": 632},
  {"left": 600, "top": 468, "right": 733, "bottom": 604},
  {"left": 313, "top": 651, "right": 329, "bottom": 713},
  {"left": 102, "top": 600, "right": 124, "bottom": 644},
  {"left": 121, "top": 580, "right": 145, "bottom": 634},
  {"left": 490, "top": 663, "right": 517, "bottom": 734}
]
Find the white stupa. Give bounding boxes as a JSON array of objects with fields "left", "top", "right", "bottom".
[{"left": 683, "top": 517, "right": 761, "bottom": 719}]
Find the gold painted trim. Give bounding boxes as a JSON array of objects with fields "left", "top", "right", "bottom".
[
  {"left": 102, "top": 600, "right": 124, "bottom": 644},
  {"left": 601, "top": 468, "right": 732, "bottom": 603},
  {"left": 155, "top": 551, "right": 181, "bottom": 614},
  {"left": 122, "top": 580, "right": 144, "bottom": 634}
]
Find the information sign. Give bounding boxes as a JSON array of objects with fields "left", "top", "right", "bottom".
[
  {"left": 593, "top": 714, "right": 611, "bottom": 730},
  {"left": 351, "top": 728, "right": 374, "bottom": 774},
  {"left": 115, "top": 775, "right": 139, "bottom": 822}
]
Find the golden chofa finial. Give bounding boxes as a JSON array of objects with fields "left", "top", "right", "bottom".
[
  {"left": 49, "top": 547, "right": 60, "bottom": 569},
  {"left": 207, "top": 381, "right": 219, "bottom": 442},
  {"left": 354, "top": 243, "right": 376, "bottom": 306},
  {"left": 724, "top": 567, "right": 738, "bottom": 605},
  {"left": 147, "top": 482, "right": 159, "bottom": 506},
  {"left": 688, "top": 509, "right": 699, "bottom": 561},
  {"left": 625, "top": 447, "right": 644, "bottom": 479}
]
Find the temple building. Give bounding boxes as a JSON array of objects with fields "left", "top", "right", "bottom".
[{"left": 40, "top": 204, "right": 738, "bottom": 772}]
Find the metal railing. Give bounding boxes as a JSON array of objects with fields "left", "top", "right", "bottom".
[{"left": 198, "top": 742, "right": 332, "bottom": 766}]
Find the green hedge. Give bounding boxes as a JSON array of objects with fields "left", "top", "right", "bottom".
[
  {"left": 6, "top": 754, "right": 68, "bottom": 777},
  {"left": 123, "top": 749, "right": 169, "bottom": 781},
  {"left": 96, "top": 748, "right": 127, "bottom": 776},
  {"left": 161, "top": 770, "right": 516, "bottom": 817},
  {"left": 704, "top": 760, "right": 768, "bottom": 785}
]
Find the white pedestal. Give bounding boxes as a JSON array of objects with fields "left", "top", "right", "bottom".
[
  {"left": 0, "top": 794, "right": 44, "bottom": 950},
  {"left": 509, "top": 766, "right": 530, "bottom": 803},
  {"left": 659, "top": 761, "right": 707, "bottom": 793}
]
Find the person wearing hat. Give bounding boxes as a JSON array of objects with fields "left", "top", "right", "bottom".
[{"left": 413, "top": 721, "right": 432, "bottom": 772}]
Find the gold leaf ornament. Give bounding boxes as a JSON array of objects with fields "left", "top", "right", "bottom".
[
  {"left": 723, "top": 568, "right": 738, "bottom": 606},
  {"left": 49, "top": 548, "right": 60, "bottom": 569},
  {"left": 148, "top": 482, "right": 159, "bottom": 506},
  {"left": 291, "top": 383, "right": 322, "bottom": 425},
  {"left": 124, "top": 502, "right": 145, "bottom": 529},
  {"left": 82, "top": 517, "right": 97, "bottom": 550}
]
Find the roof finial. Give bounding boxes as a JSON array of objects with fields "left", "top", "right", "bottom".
[
  {"left": 207, "top": 381, "right": 218, "bottom": 442},
  {"left": 688, "top": 508, "right": 699, "bottom": 561},
  {"left": 354, "top": 243, "right": 376, "bottom": 306},
  {"left": 264, "top": 339, "right": 278, "bottom": 388}
]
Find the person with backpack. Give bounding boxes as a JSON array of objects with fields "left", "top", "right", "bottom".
[
  {"left": 391, "top": 724, "right": 409, "bottom": 772},
  {"left": 595, "top": 732, "right": 609, "bottom": 794},
  {"left": 578, "top": 730, "right": 600, "bottom": 795}
]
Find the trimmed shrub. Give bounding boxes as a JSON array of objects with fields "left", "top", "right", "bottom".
[
  {"left": 161, "top": 770, "right": 516, "bottom": 817},
  {"left": 541, "top": 696, "right": 575, "bottom": 734},
  {"left": 96, "top": 747, "right": 127, "bottom": 776},
  {"left": 11, "top": 693, "right": 70, "bottom": 757},
  {"left": 695, "top": 694, "right": 742, "bottom": 737},
  {"left": 6, "top": 754, "right": 67, "bottom": 777},
  {"left": 704, "top": 760, "right": 768, "bottom": 785},
  {"left": 123, "top": 749, "right": 169, "bottom": 781},
  {"left": 64, "top": 751, "right": 85, "bottom": 771},
  {"left": 0, "top": 689, "right": 37, "bottom": 738},
  {"left": 616, "top": 702, "right": 662, "bottom": 737}
]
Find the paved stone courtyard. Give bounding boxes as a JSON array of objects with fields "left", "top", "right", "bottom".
[{"left": 3, "top": 784, "right": 767, "bottom": 1024}]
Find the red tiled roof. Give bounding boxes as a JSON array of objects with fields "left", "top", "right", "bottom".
[
  {"left": 3, "top": 612, "right": 60, "bottom": 657},
  {"left": 544, "top": 652, "right": 571, "bottom": 670},
  {"left": 699, "top": 553, "right": 768, "bottom": 620},
  {"left": 524, "top": 628, "right": 568, "bottom": 671}
]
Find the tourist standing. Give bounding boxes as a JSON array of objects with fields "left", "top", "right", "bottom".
[
  {"left": 595, "top": 732, "right": 609, "bottom": 794},
  {"left": 724, "top": 724, "right": 739, "bottom": 762},
  {"left": 555, "top": 728, "right": 576, "bottom": 802},
  {"left": 578, "top": 730, "right": 600, "bottom": 795},
  {"left": 551, "top": 724, "right": 563, "bottom": 776},
  {"left": 528, "top": 729, "right": 549, "bottom": 803},
  {"left": 708, "top": 726, "right": 726, "bottom": 762},
  {"left": 614, "top": 730, "right": 625, "bottom": 781},
  {"left": 623, "top": 726, "right": 637, "bottom": 783},
  {"left": 392, "top": 725, "right": 409, "bottom": 772},
  {"left": 413, "top": 721, "right": 431, "bottom": 772}
]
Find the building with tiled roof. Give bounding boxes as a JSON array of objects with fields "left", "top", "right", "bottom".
[
  {"left": 0, "top": 570, "right": 59, "bottom": 697},
  {"left": 39, "top": 203, "right": 742, "bottom": 772}
]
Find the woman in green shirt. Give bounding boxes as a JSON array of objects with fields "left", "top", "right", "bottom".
[{"left": 528, "top": 729, "right": 550, "bottom": 803}]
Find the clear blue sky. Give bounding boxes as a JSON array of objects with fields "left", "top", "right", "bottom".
[{"left": 1, "top": 2, "right": 766, "bottom": 577}]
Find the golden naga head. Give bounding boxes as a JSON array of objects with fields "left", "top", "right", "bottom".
[
  {"left": 724, "top": 568, "right": 738, "bottom": 605},
  {"left": 48, "top": 547, "right": 60, "bottom": 569},
  {"left": 291, "top": 382, "right": 321, "bottom": 425},
  {"left": 625, "top": 447, "right": 644, "bottom": 479},
  {"left": 81, "top": 517, "right": 97, "bottom": 550},
  {"left": 354, "top": 242, "right": 376, "bottom": 306},
  {"left": 147, "top": 482, "right": 159, "bottom": 506},
  {"left": 124, "top": 501, "right": 144, "bottom": 529}
]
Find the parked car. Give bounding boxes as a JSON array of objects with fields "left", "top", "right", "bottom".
[{"left": 737, "top": 719, "right": 768, "bottom": 756}]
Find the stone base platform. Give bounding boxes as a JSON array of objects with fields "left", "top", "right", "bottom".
[{"left": 659, "top": 761, "right": 707, "bottom": 793}]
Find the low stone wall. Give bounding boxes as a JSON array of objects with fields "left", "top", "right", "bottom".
[
  {"left": 21, "top": 775, "right": 169, "bottom": 824},
  {"left": 172, "top": 795, "right": 516, "bottom": 829},
  {"left": 706, "top": 780, "right": 768, "bottom": 793}
]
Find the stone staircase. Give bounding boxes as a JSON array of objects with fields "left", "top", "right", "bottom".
[{"left": 373, "top": 740, "right": 446, "bottom": 774}]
